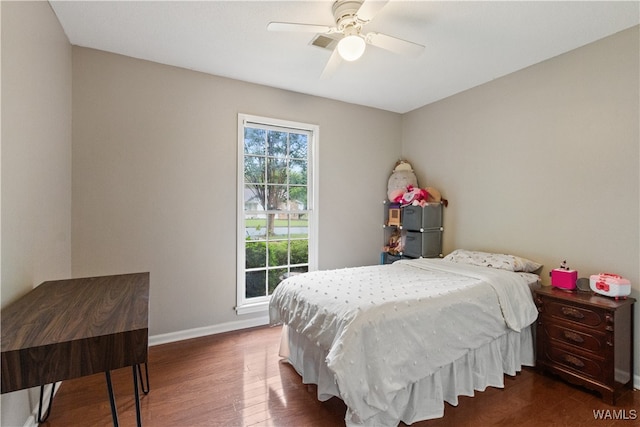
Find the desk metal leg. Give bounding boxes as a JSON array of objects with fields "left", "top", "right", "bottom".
[
  {"left": 37, "top": 383, "right": 56, "bottom": 422},
  {"left": 104, "top": 367, "right": 145, "bottom": 427},
  {"left": 136, "top": 363, "right": 150, "bottom": 394},
  {"left": 132, "top": 365, "right": 142, "bottom": 427},
  {"left": 105, "top": 371, "right": 119, "bottom": 427}
]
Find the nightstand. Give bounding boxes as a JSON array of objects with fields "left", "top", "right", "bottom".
[{"left": 533, "top": 287, "right": 635, "bottom": 404}]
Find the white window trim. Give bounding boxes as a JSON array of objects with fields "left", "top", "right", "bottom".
[{"left": 235, "top": 113, "right": 319, "bottom": 315}]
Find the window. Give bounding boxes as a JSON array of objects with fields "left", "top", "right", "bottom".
[{"left": 236, "top": 114, "right": 318, "bottom": 314}]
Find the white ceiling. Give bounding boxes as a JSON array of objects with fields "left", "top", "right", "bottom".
[{"left": 49, "top": 1, "right": 639, "bottom": 114}]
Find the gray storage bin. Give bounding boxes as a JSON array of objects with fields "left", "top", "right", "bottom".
[
  {"left": 402, "top": 203, "right": 442, "bottom": 231},
  {"left": 381, "top": 252, "right": 402, "bottom": 264},
  {"left": 403, "top": 230, "right": 443, "bottom": 258}
]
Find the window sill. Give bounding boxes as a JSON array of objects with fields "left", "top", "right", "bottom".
[{"left": 236, "top": 301, "right": 269, "bottom": 315}]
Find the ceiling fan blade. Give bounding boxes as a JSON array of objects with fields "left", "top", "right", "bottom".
[
  {"left": 356, "top": 0, "right": 390, "bottom": 22},
  {"left": 320, "top": 48, "right": 342, "bottom": 80},
  {"left": 267, "top": 22, "right": 333, "bottom": 33},
  {"left": 365, "top": 32, "right": 424, "bottom": 56}
]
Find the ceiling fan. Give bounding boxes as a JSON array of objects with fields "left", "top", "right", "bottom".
[{"left": 267, "top": 0, "right": 425, "bottom": 78}]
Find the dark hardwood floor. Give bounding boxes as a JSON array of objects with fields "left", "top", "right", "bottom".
[{"left": 42, "top": 325, "right": 638, "bottom": 426}]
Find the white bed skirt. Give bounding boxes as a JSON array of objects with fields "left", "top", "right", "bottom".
[{"left": 279, "top": 324, "right": 535, "bottom": 426}]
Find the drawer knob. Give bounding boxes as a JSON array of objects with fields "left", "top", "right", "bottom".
[
  {"left": 563, "top": 354, "right": 585, "bottom": 369},
  {"left": 561, "top": 307, "right": 584, "bottom": 319},
  {"left": 563, "top": 330, "right": 584, "bottom": 343}
]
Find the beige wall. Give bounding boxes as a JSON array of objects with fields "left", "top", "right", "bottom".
[
  {"left": 71, "top": 47, "right": 401, "bottom": 337},
  {"left": 1, "top": 1, "right": 72, "bottom": 425},
  {"left": 402, "top": 26, "right": 639, "bottom": 380}
]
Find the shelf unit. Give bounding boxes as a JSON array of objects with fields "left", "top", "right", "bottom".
[{"left": 382, "top": 201, "right": 444, "bottom": 264}]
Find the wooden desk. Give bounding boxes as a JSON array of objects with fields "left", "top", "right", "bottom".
[{"left": 1, "top": 273, "right": 149, "bottom": 425}]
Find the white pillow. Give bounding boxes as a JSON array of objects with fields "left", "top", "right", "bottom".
[
  {"left": 512, "top": 255, "right": 543, "bottom": 273},
  {"left": 443, "top": 249, "right": 542, "bottom": 273}
]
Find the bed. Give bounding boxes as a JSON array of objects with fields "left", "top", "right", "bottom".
[{"left": 269, "top": 250, "right": 542, "bottom": 426}]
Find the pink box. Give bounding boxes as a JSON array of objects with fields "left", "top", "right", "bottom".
[{"left": 551, "top": 269, "right": 577, "bottom": 290}]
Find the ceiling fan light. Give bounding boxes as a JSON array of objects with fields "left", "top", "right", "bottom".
[{"left": 337, "top": 35, "right": 366, "bottom": 61}]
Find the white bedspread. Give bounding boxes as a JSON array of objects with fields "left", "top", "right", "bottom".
[{"left": 269, "top": 258, "right": 538, "bottom": 425}]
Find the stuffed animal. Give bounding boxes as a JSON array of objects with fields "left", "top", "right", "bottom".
[
  {"left": 387, "top": 160, "right": 449, "bottom": 207},
  {"left": 425, "top": 187, "right": 441, "bottom": 203},
  {"left": 398, "top": 185, "right": 429, "bottom": 207},
  {"left": 387, "top": 160, "right": 418, "bottom": 201},
  {"left": 425, "top": 186, "right": 449, "bottom": 207},
  {"left": 395, "top": 184, "right": 449, "bottom": 207}
]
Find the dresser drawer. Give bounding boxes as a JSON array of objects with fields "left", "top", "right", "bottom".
[
  {"left": 545, "top": 299, "right": 605, "bottom": 329},
  {"left": 545, "top": 345, "right": 605, "bottom": 382},
  {"left": 543, "top": 322, "right": 605, "bottom": 354}
]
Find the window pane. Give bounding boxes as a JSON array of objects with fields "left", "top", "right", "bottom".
[
  {"left": 290, "top": 214, "right": 308, "bottom": 239},
  {"left": 267, "top": 158, "right": 287, "bottom": 184},
  {"left": 289, "top": 133, "right": 308, "bottom": 159},
  {"left": 245, "top": 214, "right": 267, "bottom": 240},
  {"left": 269, "top": 268, "right": 288, "bottom": 295},
  {"left": 245, "top": 241, "right": 266, "bottom": 268},
  {"left": 244, "top": 128, "right": 266, "bottom": 155},
  {"left": 245, "top": 271, "right": 266, "bottom": 298},
  {"left": 290, "top": 239, "right": 308, "bottom": 264},
  {"left": 289, "top": 186, "right": 307, "bottom": 209},
  {"left": 267, "top": 130, "right": 287, "bottom": 157},
  {"left": 268, "top": 240, "right": 289, "bottom": 267},
  {"left": 289, "top": 159, "right": 306, "bottom": 185},
  {"left": 244, "top": 185, "right": 265, "bottom": 212},
  {"left": 271, "top": 214, "right": 289, "bottom": 238},
  {"left": 244, "top": 156, "right": 265, "bottom": 184},
  {"left": 266, "top": 185, "right": 288, "bottom": 210}
]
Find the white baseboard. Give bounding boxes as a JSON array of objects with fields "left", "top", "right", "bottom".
[
  {"left": 24, "top": 382, "right": 60, "bottom": 427},
  {"left": 148, "top": 315, "right": 270, "bottom": 347}
]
